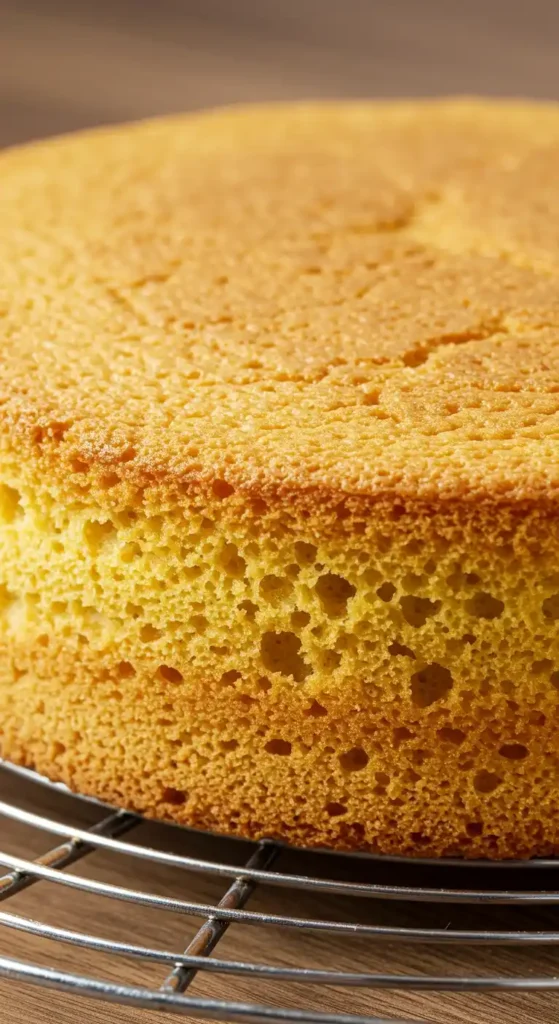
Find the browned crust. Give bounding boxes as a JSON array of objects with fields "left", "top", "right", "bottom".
[{"left": 2, "top": 100, "right": 559, "bottom": 508}]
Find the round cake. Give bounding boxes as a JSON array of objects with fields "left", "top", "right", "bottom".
[{"left": 2, "top": 100, "right": 559, "bottom": 859}]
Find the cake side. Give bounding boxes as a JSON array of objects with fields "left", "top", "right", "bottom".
[{"left": 1, "top": 444, "right": 559, "bottom": 858}]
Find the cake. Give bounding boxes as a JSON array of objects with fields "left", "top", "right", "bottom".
[{"left": 2, "top": 99, "right": 559, "bottom": 859}]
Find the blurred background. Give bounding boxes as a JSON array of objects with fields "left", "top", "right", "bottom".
[{"left": 0, "top": 0, "right": 558, "bottom": 149}]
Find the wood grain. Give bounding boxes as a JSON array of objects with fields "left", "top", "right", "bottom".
[{"left": 1, "top": 2, "right": 559, "bottom": 1021}]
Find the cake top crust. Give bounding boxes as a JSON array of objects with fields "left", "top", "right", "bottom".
[{"left": 2, "top": 99, "right": 559, "bottom": 506}]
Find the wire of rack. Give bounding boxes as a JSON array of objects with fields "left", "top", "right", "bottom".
[{"left": 1, "top": 758, "right": 559, "bottom": 1024}]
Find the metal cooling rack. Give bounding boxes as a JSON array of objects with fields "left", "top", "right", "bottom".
[{"left": 1, "top": 759, "right": 559, "bottom": 1024}]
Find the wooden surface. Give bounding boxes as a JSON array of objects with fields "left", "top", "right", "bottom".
[
  {"left": 2, "top": 2, "right": 559, "bottom": 1022},
  {"left": 0, "top": 0, "right": 559, "bottom": 147}
]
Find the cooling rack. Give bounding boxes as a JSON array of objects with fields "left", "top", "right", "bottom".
[{"left": 1, "top": 758, "right": 559, "bottom": 1024}]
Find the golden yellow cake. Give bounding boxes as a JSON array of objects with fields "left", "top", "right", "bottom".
[{"left": 3, "top": 99, "right": 559, "bottom": 859}]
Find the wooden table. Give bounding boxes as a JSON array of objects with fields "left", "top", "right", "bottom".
[
  {"left": 0, "top": 0, "right": 559, "bottom": 148},
  {"left": 1, "top": 2, "right": 559, "bottom": 1021}
]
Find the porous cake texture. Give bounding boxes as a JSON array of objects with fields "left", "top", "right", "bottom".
[{"left": 2, "top": 100, "right": 559, "bottom": 858}]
